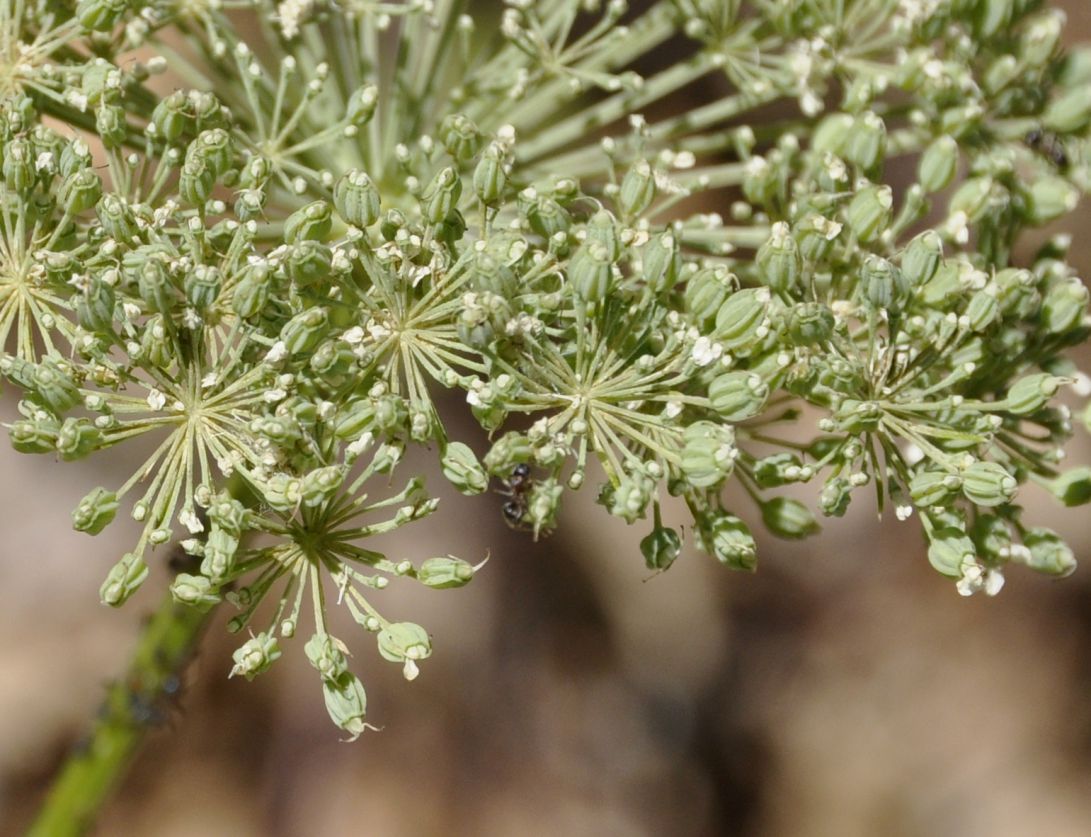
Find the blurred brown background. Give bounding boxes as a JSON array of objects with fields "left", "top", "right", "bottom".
[{"left": 4, "top": 4, "right": 1091, "bottom": 836}]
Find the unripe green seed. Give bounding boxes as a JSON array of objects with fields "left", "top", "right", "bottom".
[
  {"left": 916, "top": 139, "right": 960, "bottom": 194},
  {"left": 72, "top": 487, "right": 119, "bottom": 534},
  {"left": 960, "top": 460, "right": 1017, "bottom": 507},
  {"left": 441, "top": 442, "right": 488, "bottom": 495},
  {"left": 709, "top": 371, "right": 769, "bottom": 421},
  {"left": 334, "top": 170, "right": 381, "bottom": 226}
]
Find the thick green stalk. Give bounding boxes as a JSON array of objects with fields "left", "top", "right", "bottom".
[{"left": 26, "top": 592, "right": 214, "bottom": 837}]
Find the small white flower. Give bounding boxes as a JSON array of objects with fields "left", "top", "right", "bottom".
[
  {"left": 691, "top": 336, "right": 723, "bottom": 367},
  {"left": 147, "top": 389, "right": 168, "bottom": 411},
  {"left": 179, "top": 507, "right": 205, "bottom": 534}
]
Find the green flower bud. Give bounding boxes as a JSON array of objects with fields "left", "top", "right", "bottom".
[
  {"left": 698, "top": 513, "right": 756, "bottom": 571},
  {"left": 76, "top": 277, "right": 116, "bottom": 333},
  {"left": 1041, "top": 279, "right": 1088, "bottom": 334},
  {"left": 59, "top": 168, "right": 103, "bottom": 215},
  {"left": 525, "top": 478, "right": 563, "bottom": 535},
  {"left": 1044, "top": 84, "right": 1091, "bottom": 134},
  {"left": 526, "top": 196, "right": 570, "bottom": 238},
  {"left": 334, "top": 169, "right": 380, "bottom": 227},
  {"left": 569, "top": 241, "right": 613, "bottom": 303},
  {"left": 949, "top": 176, "right": 993, "bottom": 223},
  {"left": 301, "top": 465, "right": 343, "bottom": 508},
  {"left": 333, "top": 399, "right": 375, "bottom": 441},
  {"left": 473, "top": 142, "right": 508, "bottom": 205},
  {"left": 95, "top": 103, "right": 127, "bottom": 149},
  {"left": 926, "top": 525, "right": 975, "bottom": 578},
  {"left": 309, "top": 339, "right": 355, "bottom": 382},
  {"left": 641, "top": 230, "right": 681, "bottom": 294},
  {"left": 709, "top": 371, "right": 769, "bottom": 422},
  {"left": 1022, "top": 11, "right": 1064, "bottom": 67},
  {"left": 965, "top": 286, "right": 1000, "bottom": 331},
  {"left": 179, "top": 157, "right": 214, "bottom": 207},
  {"left": 984, "top": 54, "right": 1019, "bottom": 94},
  {"left": 170, "top": 573, "right": 222, "bottom": 611},
  {"left": 1021, "top": 528, "right": 1077, "bottom": 576},
  {"left": 794, "top": 213, "right": 842, "bottom": 263},
  {"left": 286, "top": 240, "right": 332, "bottom": 288},
  {"left": 133, "top": 254, "right": 175, "bottom": 313},
  {"left": 1049, "top": 467, "right": 1091, "bottom": 507},
  {"left": 190, "top": 128, "right": 233, "bottom": 177},
  {"left": 680, "top": 421, "right": 736, "bottom": 488},
  {"left": 230, "top": 632, "right": 281, "bottom": 680},
  {"left": 420, "top": 166, "right": 461, "bottom": 224},
  {"left": 975, "top": 0, "right": 1015, "bottom": 39},
  {"left": 208, "top": 493, "right": 248, "bottom": 535},
  {"left": 845, "top": 184, "right": 893, "bottom": 243},
  {"left": 760, "top": 497, "right": 820, "bottom": 540},
  {"left": 77, "top": 0, "right": 129, "bottom": 32},
  {"left": 377, "top": 622, "right": 432, "bottom": 680},
  {"left": 285, "top": 200, "right": 333, "bottom": 243},
  {"left": 820, "top": 476, "right": 852, "bottom": 517},
  {"left": 482, "top": 431, "right": 533, "bottom": 475},
  {"left": 786, "top": 302, "right": 834, "bottom": 346},
  {"left": 619, "top": 159, "right": 656, "bottom": 218},
  {"left": 95, "top": 194, "right": 139, "bottom": 242},
  {"left": 901, "top": 230, "right": 943, "bottom": 286},
  {"left": 1027, "top": 176, "right": 1080, "bottom": 224},
  {"left": 685, "top": 265, "right": 734, "bottom": 325},
  {"left": 232, "top": 266, "right": 271, "bottom": 320},
  {"left": 910, "top": 469, "right": 961, "bottom": 507},
  {"left": 960, "top": 460, "right": 1017, "bottom": 507},
  {"left": 845, "top": 111, "right": 886, "bottom": 171},
  {"left": 201, "top": 527, "right": 239, "bottom": 582},
  {"left": 261, "top": 473, "right": 303, "bottom": 511},
  {"left": 2, "top": 138, "right": 33, "bottom": 192},
  {"left": 756, "top": 222, "right": 801, "bottom": 295},
  {"left": 372, "top": 394, "right": 407, "bottom": 434},
  {"left": 72, "top": 487, "right": 119, "bottom": 534},
  {"left": 184, "top": 265, "right": 221, "bottom": 311},
  {"left": 10, "top": 420, "right": 57, "bottom": 454},
  {"left": 305, "top": 633, "right": 349, "bottom": 683},
  {"left": 280, "top": 307, "right": 329, "bottom": 354},
  {"left": 641, "top": 518, "right": 682, "bottom": 572},
  {"left": 586, "top": 209, "right": 621, "bottom": 261},
  {"left": 151, "top": 91, "right": 193, "bottom": 143},
  {"left": 441, "top": 442, "right": 488, "bottom": 495},
  {"left": 860, "top": 254, "right": 907, "bottom": 312},
  {"left": 31, "top": 359, "right": 80, "bottom": 414},
  {"left": 322, "top": 672, "right": 371, "bottom": 741},
  {"left": 439, "top": 113, "right": 481, "bottom": 161},
  {"left": 1006, "top": 373, "right": 1064, "bottom": 415},
  {"left": 916, "top": 135, "right": 960, "bottom": 194},
  {"left": 417, "top": 556, "right": 477, "bottom": 588},
  {"left": 714, "top": 287, "right": 771, "bottom": 353},
  {"left": 139, "top": 315, "right": 171, "bottom": 368},
  {"left": 100, "top": 552, "right": 149, "bottom": 607},
  {"left": 347, "top": 84, "right": 379, "bottom": 124},
  {"left": 812, "top": 112, "right": 854, "bottom": 157},
  {"left": 752, "top": 453, "right": 807, "bottom": 488},
  {"left": 608, "top": 470, "right": 655, "bottom": 524},
  {"left": 56, "top": 417, "right": 102, "bottom": 460}
]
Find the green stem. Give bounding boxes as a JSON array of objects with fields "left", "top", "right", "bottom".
[{"left": 26, "top": 592, "right": 215, "bottom": 837}]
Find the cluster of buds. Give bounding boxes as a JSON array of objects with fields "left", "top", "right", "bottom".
[{"left": 0, "top": 0, "right": 1090, "bottom": 734}]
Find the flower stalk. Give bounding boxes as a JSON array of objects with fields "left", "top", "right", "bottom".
[{"left": 26, "top": 590, "right": 213, "bottom": 837}]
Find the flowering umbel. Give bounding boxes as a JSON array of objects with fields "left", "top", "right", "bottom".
[{"left": 2, "top": 0, "right": 1091, "bottom": 733}]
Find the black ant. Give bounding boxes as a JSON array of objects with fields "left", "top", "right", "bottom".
[
  {"left": 497, "top": 463, "right": 533, "bottom": 529},
  {"left": 1024, "top": 127, "right": 1069, "bottom": 170}
]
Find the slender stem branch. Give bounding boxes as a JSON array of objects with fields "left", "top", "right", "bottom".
[{"left": 26, "top": 592, "right": 215, "bottom": 837}]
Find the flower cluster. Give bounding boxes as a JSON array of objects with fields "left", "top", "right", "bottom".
[{"left": 2, "top": 0, "right": 1090, "bottom": 734}]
